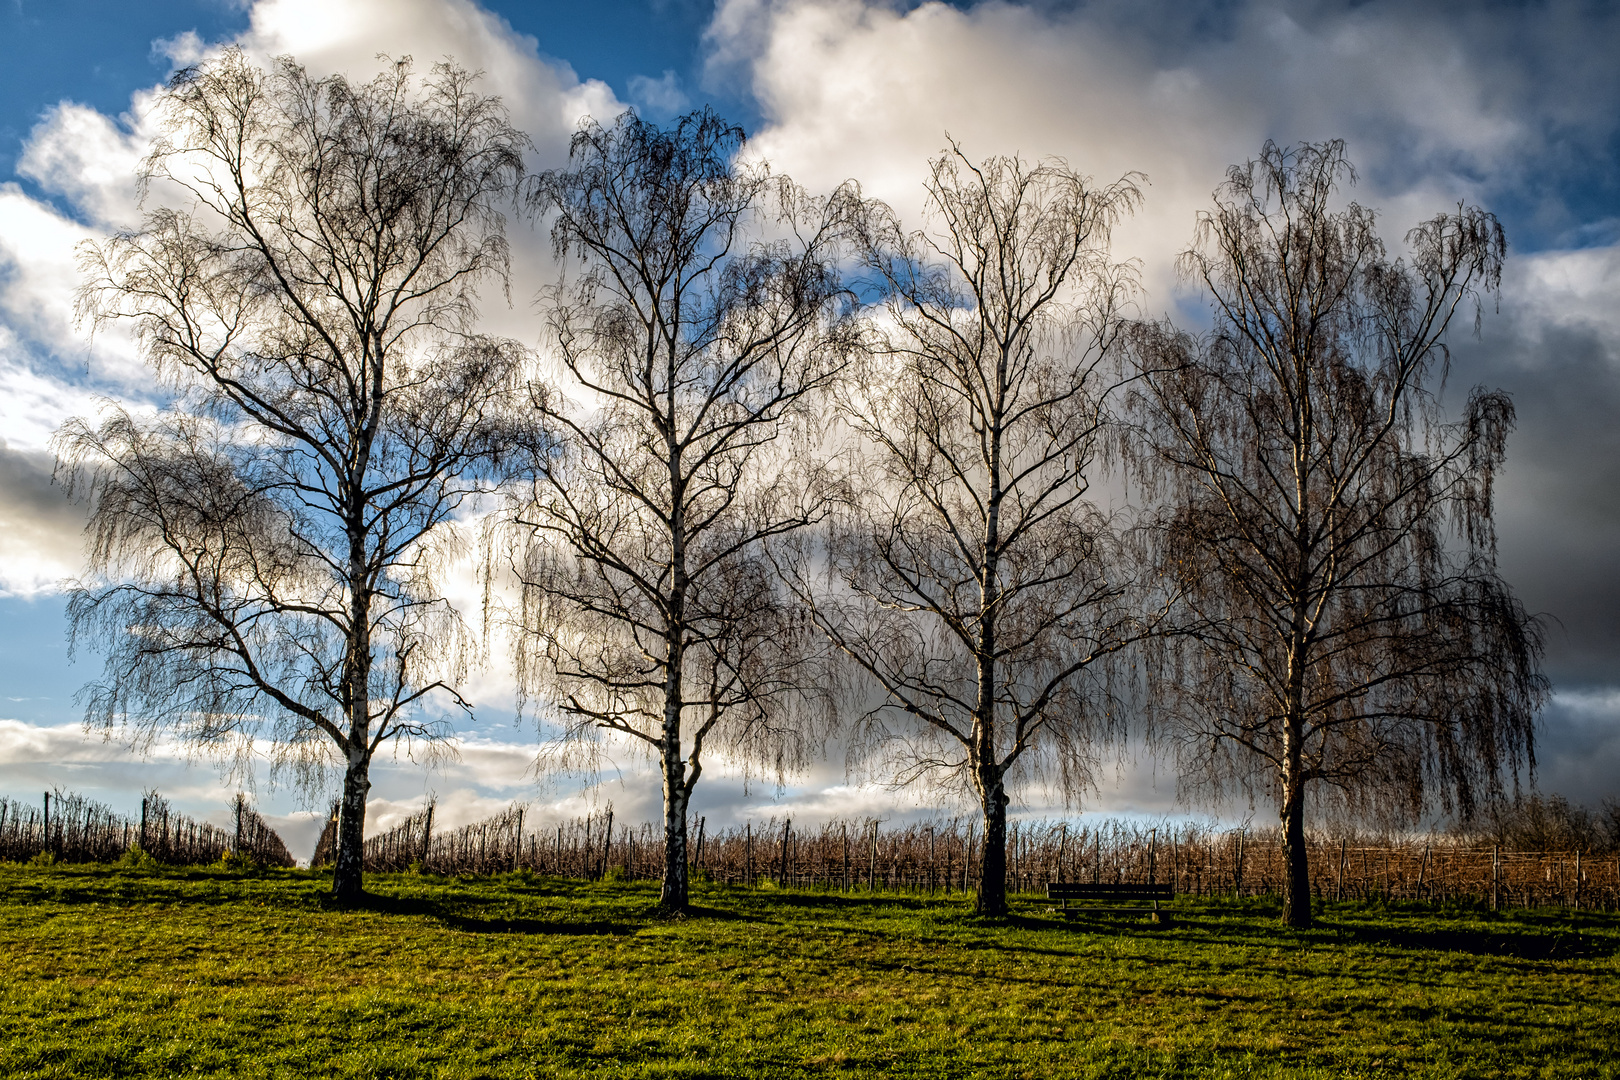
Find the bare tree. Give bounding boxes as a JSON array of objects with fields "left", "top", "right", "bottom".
[
  {"left": 1127, "top": 140, "right": 1545, "bottom": 927},
  {"left": 782, "top": 147, "right": 1146, "bottom": 916},
  {"left": 61, "top": 49, "right": 527, "bottom": 899},
  {"left": 506, "top": 109, "right": 856, "bottom": 914}
]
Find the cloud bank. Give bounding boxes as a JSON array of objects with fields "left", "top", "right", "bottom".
[{"left": 1, "top": 0, "right": 1617, "bottom": 833}]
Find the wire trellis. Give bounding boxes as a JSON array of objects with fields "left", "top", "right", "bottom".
[
  {"left": 336, "top": 805, "right": 1620, "bottom": 912},
  {"left": 0, "top": 789, "right": 295, "bottom": 867}
]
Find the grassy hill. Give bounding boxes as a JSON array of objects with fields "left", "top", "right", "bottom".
[{"left": 3, "top": 863, "right": 1615, "bottom": 1078}]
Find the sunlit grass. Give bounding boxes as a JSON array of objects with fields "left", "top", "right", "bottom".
[{"left": 3, "top": 863, "right": 1615, "bottom": 1078}]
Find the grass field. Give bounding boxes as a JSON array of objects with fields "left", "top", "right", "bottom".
[{"left": 3, "top": 863, "right": 1615, "bottom": 1079}]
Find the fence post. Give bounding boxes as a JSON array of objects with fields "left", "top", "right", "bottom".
[
  {"left": 779, "top": 818, "right": 792, "bottom": 887},
  {"left": 42, "top": 792, "right": 50, "bottom": 855},
  {"left": 964, "top": 820, "right": 974, "bottom": 893},
  {"left": 868, "top": 821, "right": 877, "bottom": 892},
  {"left": 1010, "top": 823, "right": 1019, "bottom": 894},
  {"left": 1148, "top": 828, "right": 1158, "bottom": 885},
  {"left": 514, "top": 808, "right": 525, "bottom": 872},
  {"left": 1336, "top": 840, "right": 1346, "bottom": 902},
  {"left": 1492, "top": 845, "right": 1500, "bottom": 912},
  {"left": 842, "top": 823, "right": 850, "bottom": 893},
  {"left": 745, "top": 822, "right": 752, "bottom": 886}
]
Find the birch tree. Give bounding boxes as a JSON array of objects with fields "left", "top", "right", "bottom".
[
  {"left": 508, "top": 109, "right": 856, "bottom": 914},
  {"left": 1127, "top": 140, "right": 1545, "bottom": 928},
  {"left": 62, "top": 50, "right": 527, "bottom": 899},
  {"left": 783, "top": 147, "right": 1146, "bottom": 916}
]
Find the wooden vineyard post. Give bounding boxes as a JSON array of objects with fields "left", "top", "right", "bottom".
[
  {"left": 422, "top": 802, "right": 434, "bottom": 867},
  {"left": 929, "top": 826, "right": 937, "bottom": 894},
  {"left": 514, "top": 808, "right": 525, "bottom": 872},
  {"left": 1057, "top": 823, "right": 1068, "bottom": 884},
  {"left": 842, "top": 824, "right": 850, "bottom": 893},
  {"left": 745, "top": 823, "right": 753, "bottom": 886},
  {"left": 868, "top": 821, "right": 878, "bottom": 892},
  {"left": 693, "top": 816, "right": 704, "bottom": 877},
  {"left": 1234, "top": 829, "right": 1246, "bottom": 899},
  {"left": 1094, "top": 831, "right": 1101, "bottom": 885},
  {"left": 627, "top": 826, "right": 635, "bottom": 881},
  {"left": 1492, "top": 845, "right": 1500, "bottom": 912},
  {"left": 555, "top": 826, "right": 563, "bottom": 878},
  {"left": 42, "top": 792, "right": 49, "bottom": 856},
  {"left": 779, "top": 818, "right": 792, "bottom": 888},
  {"left": 1336, "top": 840, "right": 1346, "bottom": 902},
  {"left": 1148, "top": 828, "right": 1158, "bottom": 885},
  {"left": 1575, "top": 849, "right": 1582, "bottom": 910},
  {"left": 963, "top": 821, "right": 974, "bottom": 893}
]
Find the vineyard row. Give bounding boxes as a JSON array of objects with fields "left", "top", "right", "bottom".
[
  {"left": 0, "top": 790, "right": 296, "bottom": 867},
  {"left": 342, "top": 803, "right": 1620, "bottom": 913}
]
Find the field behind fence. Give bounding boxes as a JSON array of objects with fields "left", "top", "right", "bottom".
[
  {"left": 342, "top": 803, "right": 1620, "bottom": 913},
  {"left": 0, "top": 790, "right": 295, "bottom": 868}
]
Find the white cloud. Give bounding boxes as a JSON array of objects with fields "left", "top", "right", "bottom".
[
  {"left": 628, "top": 70, "right": 689, "bottom": 117},
  {"left": 151, "top": 29, "right": 210, "bottom": 70},
  {"left": 0, "top": 185, "right": 104, "bottom": 361},
  {"left": 1509, "top": 244, "right": 1620, "bottom": 344},
  {"left": 237, "top": 0, "right": 624, "bottom": 163},
  {"left": 16, "top": 101, "right": 151, "bottom": 228}
]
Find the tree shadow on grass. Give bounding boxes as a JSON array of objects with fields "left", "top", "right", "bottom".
[
  {"left": 334, "top": 890, "right": 643, "bottom": 936},
  {"left": 1319, "top": 917, "right": 1618, "bottom": 960},
  {"left": 1116, "top": 902, "right": 1620, "bottom": 961}
]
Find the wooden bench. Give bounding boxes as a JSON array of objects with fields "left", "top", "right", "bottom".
[{"left": 1046, "top": 882, "right": 1174, "bottom": 923}]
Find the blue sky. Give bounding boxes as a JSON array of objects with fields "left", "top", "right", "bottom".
[{"left": 2, "top": 0, "right": 1617, "bottom": 857}]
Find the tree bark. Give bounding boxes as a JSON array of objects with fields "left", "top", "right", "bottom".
[
  {"left": 660, "top": 767, "right": 689, "bottom": 912},
  {"left": 975, "top": 771, "right": 1010, "bottom": 917},
  {"left": 332, "top": 749, "right": 371, "bottom": 900},
  {"left": 331, "top": 519, "right": 375, "bottom": 899},
  {"left": 1280, "top": 725, "right": 1312, "bottom": 927}
]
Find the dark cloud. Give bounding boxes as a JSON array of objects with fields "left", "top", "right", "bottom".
[
  {"left": 0, "top": 438, "right": 83, "bottom": 594},
  {"left": 0, "top": 439, "right": 69, "bottom": 519},
  {"left": 1529, "top": 692, "right": 1620, "bottom": 807},
  {"left": 934, "top": 0, "right": 1620, "bottom": 250},
  {"left": 1449, "top": 267, "right": 1620, "bottom": 688}
]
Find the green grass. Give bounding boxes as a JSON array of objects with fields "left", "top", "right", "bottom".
[{"left": 3, "top": 864, "right": 1616, "bottom": 1079}]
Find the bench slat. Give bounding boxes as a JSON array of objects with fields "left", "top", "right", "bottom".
[{"left": 1047, "top": 883, "right": 1173, "bottom": 900}]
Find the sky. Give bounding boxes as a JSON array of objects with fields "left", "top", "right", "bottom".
[{"left": 1, "top": 0, "right": 1617, "bottom": 860}]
